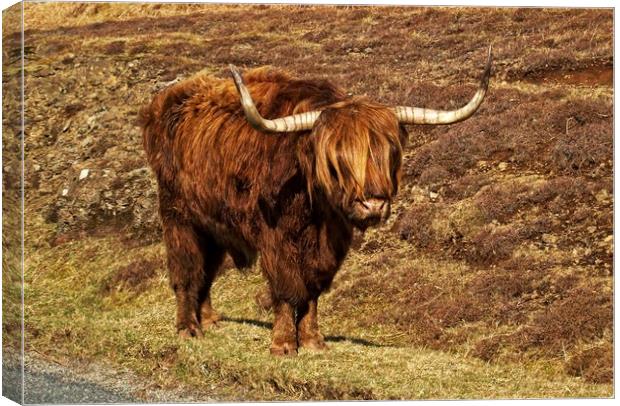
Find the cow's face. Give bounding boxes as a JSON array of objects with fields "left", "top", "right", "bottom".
[{"left": 310, "top": 100, "right": 406, "bottom": 230}]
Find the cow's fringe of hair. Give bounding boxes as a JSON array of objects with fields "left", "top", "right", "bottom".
[{"left": 312, "top": 98, "right": 402, "bottom": 206}]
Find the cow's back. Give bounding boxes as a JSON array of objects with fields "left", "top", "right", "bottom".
[{"left": 139, "top": 67, "right": 346, "bottom": 243}]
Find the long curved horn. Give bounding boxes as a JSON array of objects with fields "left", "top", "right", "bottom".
[
  {"left": 393, "top": 45, "right": 492, "bottom": 125},
  {"left": 229, "top": 65, "right": 321, "bottom": 132}
]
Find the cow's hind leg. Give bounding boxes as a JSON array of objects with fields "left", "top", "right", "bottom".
[
  {"left": 297, "top": 298, "right": 328, "bottom": 351},
  {"left": 196, "top": 230, "right": 225, "bottom": 330},
  {"left": 163, "top": 220, "right": 212, "bottom": 338}
]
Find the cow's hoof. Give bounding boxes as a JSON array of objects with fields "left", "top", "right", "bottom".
[
  {"left": 201, "top": 319, "right": 219, "bottom": 330},
  {"left": 178, "top": 325, "right": 204, "bottom": 339},
  {"left": 299, "top": 337, "right": 329, "bottom": 351},
  {"left": 270, "top": 342, "right": 298, "bottom": 356},
  {"left": 201, "top": 312, "right": 221, "bottom": 330}
]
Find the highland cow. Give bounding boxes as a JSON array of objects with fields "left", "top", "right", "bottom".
[{"left": 139, "top": 47, "right": 492, "bottom": 355}]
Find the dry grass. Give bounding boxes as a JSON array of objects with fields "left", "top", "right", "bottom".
[
  {"left": 23, "top": 3, "right": 217, "bottom": 31},
  {"left": 2, "top": 3, "right": 25, "bottom": 360},
  {"left": 2, "top": 2, "right": 613, "bottom": 401},
  {"left": 20, "top": 230, "right": 612, "bottom": 400}
]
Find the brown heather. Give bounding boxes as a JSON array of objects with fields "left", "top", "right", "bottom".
[
  {"left": 565, "top": 342, "right": 613, "bottom": 384},
  {"left": 101, "top": 258, "right": 162, "bottom": 296}
]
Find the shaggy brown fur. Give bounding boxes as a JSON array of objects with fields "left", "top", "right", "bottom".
[{"left": 139, "top": 67, "right": 406, "bottom": 355}]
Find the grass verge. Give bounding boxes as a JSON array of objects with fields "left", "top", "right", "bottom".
[{"left": 23, "top": 219, "right": 612, "bottom": 400}]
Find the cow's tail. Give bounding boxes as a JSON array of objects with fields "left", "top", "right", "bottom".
[{"left": 138, "top": 82, "right": 197, "bottom": 185}]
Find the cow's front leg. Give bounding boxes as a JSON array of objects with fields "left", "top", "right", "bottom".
[
  {"left": 297, "top": 298, "right": 328, "bottom": 351},
  {"left": 270, "top": 301, "right": 298, "bottom": 356}
]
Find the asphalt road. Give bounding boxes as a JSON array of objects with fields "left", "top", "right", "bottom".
[
  {"left": 3, "top": 362, "right": 134, "bottom": 404},
  {"left": 2, "top": 352, "right": 211, "bottom": 404}
]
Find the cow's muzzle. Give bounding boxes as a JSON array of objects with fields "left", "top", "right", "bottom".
[{"left": 349, "top": 198, "right": 391, "bottom": 229}]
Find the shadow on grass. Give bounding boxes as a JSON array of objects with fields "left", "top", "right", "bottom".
[{"left": 221, "top": 316, "right": 392, "bottom": 348}]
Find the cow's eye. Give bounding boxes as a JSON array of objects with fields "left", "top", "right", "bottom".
[
  {"left": 328, "top": 163, "right": 338, "bottom": 179},
  {"left": 390, "top": 144, "right": 400, "bottom": 163}
]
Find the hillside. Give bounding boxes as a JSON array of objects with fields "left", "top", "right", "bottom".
[{"left": 2, "top": 3, "right": 613, "bottom": 400}]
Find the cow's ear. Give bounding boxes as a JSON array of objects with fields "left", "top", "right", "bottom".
[{"left": 398, "top": 125, "right": 409, "bottom": 149}]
